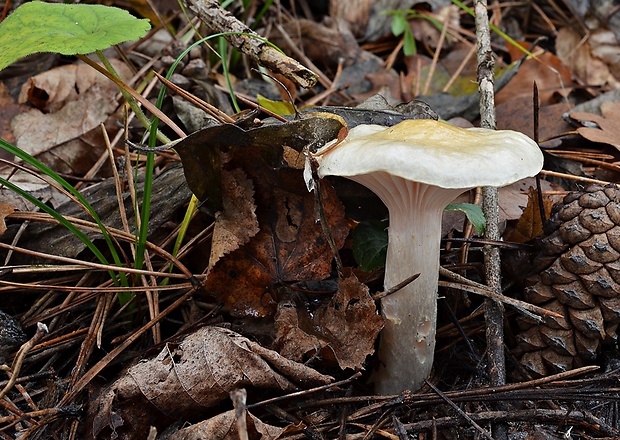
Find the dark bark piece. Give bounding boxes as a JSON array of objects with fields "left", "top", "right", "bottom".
[{"left": 1, "top": 165, "right": 191, "bottom": 263}]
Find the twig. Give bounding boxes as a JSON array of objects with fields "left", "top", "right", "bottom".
[
  {"left": 425, "top": 380, "right": 494, "bottom": 440},
  {"left": 182, "top": 0, "right": 318, "bottom": 88},
  {"left": 438, "top": 280, "right": 560, "bottom": 320},
  {"left": 247, "top": 372, "right": 362, "bottom": 410},
  {"left": 372, "top": 274, "right": 420, "bottom": 301},
  {"left": 539, "top": 170, "right": 612, "bottom": 186},
  {"left": 0, "top": 323, "right": 48, "bottom": 400},
  {"left": 474, "top": 0, "right": 507, "bottom": 438}
]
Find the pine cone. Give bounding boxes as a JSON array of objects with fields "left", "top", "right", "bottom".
[{"left": 515, "top": 184, "right": 620, "bottom": 376}]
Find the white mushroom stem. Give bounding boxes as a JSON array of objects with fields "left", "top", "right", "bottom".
[
  {"left": 352, "top": 172, "right": 466, "bottom": 395},
  {"left": 313, "top": 119, "right": 544, "bottom": 394}
]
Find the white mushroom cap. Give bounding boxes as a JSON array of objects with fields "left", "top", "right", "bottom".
[
  {"left": 312, "top": 118, "right": 543, "bottom": 395},
  {"left": 316, "top": 119, "right": 543, "bottom": 189}
]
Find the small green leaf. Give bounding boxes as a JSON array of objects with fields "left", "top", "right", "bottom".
[
  {"left": 402, "top": 31, "right": 417, "bottom": 56},
  {"left": 445, "top": 203, "right": 486, "bottom": 235},
  {"left": 352, "top": 220, "right": 389, "bottom": 271},
  {"left": 0, "top": 1, "right": 150, "bottom": 71},
  {"left": 390, "top": 13, "right": 408, "bottom": 37}
]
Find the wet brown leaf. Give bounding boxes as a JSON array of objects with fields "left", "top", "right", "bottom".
[
  {"left": 174, "top": 116, "right": 346, "bottom": 214},
  {"left": 88, "top": 326, "right": 333, "bottom": 440},
  {"left": 274, "top": 275, "right": 383, "bottom": 370},
  {"left": 204, "top": 163, "right": 349, "bottom": 317},
  {"left": 570, "top": 102, "right": 620, "bottom": 150}
]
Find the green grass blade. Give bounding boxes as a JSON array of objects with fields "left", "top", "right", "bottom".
[
  {"left": 450, "top": 0, "right": 538, "bottom": 60},
  {"left": 0, "top": 138, "right": 128, "bottom": 286},
  {"left": 0, "top": 176, "right": 119, "bottom": 280}
]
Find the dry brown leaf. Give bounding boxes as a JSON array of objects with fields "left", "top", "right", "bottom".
[
  {"left": 169, "top": 409, "right": 288, "bottom": 440},
  {"left": 496, "top": 48, "right": 574, "bottom": 105},
  {"left": 274, "top": 300, "right": 324, "bottom": 363},
  {"left": 274, "top": 275, "right": 383, "bottom": 371},
  {"left": 10, "top": 59, "right": 131, "bottom": 158},
  {"left": 570, "top": 102, "right": 620, "bottom": 150},
  {"left": 589, "top": 28, "right": 620, "bottom": 82},
  {"left": 208, "top": 168, "right": 259, "bottom": 270},
  {"left": 556, "top": 27, "right": 620, "bottom": 89},
  {"left": 0, "top": 202, "right": 15, "bottom": 236},
  {"left": 506, "top": 187, "right": 556, "bottom": 243},
  {"left": 88, "top": 326, "right": 333, "bottom": 440}
]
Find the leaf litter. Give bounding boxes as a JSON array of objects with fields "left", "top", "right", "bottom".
[{"left": 2, "top": 0, "right": 620, "bottom": 439}]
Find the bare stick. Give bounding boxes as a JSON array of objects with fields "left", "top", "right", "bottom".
[
  {"left": 475, "top": 1, "right": 507, "bottom": 438},
  {"left": 182, "top": 0, "right": 318, "bottom": 88}
]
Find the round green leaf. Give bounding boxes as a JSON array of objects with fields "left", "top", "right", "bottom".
[{"left": 0, "top": 1, "right": 150, "bottom": 71}]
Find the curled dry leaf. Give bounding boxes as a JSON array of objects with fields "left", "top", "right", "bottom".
[
  {"left": 174, "top": 115, "right": 346, "bottom": 215},
  {"left": 274, "top": 275, "right": 384, "bottom": 371},
  {"left": 570, "top": 102, "right": 620, "bottom": 150},
  {"left": 169, "top": 409, "right": 287, "bottom": 440},
  {"left": 11, "top": 59, "right": 131, "bottom": 157},
  {"left": 88, "top": 326, "right": 333, "bottom": 440}
]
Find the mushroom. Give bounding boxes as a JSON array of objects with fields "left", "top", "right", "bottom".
[{"left": 312, "top": 119, "right": 543, "bottom": 395}]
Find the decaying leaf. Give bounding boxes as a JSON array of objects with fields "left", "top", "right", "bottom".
[
  {"left": 506, "top": 187, "right": 556, "bottom": 243},
  {"left": 570, "top": 102, "right": 620, "bottom": 150},
  {"left": 169, "top": 408, "right": 288, "bottom": 440},
  {"left": 173, "top": 115, "right": 346, "bottom": 214},
  {"left": 274, "top": 275, "right": 383, "bottom": 370},
  {"left": 0, "top": 202, "right": 15, "bottom": 236},
  {"left": 11, "top": 60, "right": 131, "bottom": 156},
  {"left": 88, "top": 326, "right": 333, "bottom": 440},
  {"left": 204, "top": 163, "right": 349, "bottom": 317},
  {"left": 208, "top": 168, "right": 259, "bottom": 270}
]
